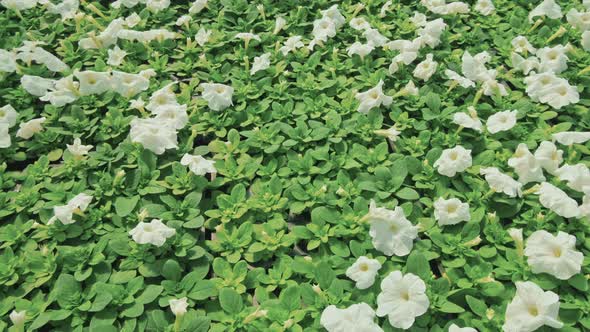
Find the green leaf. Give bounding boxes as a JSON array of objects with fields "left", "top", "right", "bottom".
[
  {"left": 219, "top": 288, "right": 243, "bottom": 314},
  {"left": 53, "top": 274, "right": 81, "bottom": 309},
  {"left": 280, "top": 285, "right": 301, "bottom": 312},
  {"left": 114, "top": 196, "right": 140, "bottom": 217},
  {"left": 439, "top": 300, "right": 465, "bottom": 313},
  {"left": 136, "top": 285, "right": 164, "bottom": 304},
  {"left": 405, "top": 252, "right": 430, "bottom": 280},
  {"left": 182, "top": 316, "right": 210, "bottom": 332},
  {"left": 466, "top": 295, "right": 487, "bottom": 318},
  {"left": 396, "top": 187, "right": 420, "bottom": 200},
  {"left": 162, "top": 259, "right": 182, "bottom": 281},
  {"left": 188, "top": 280, "right": 218, "bottom": 300}
]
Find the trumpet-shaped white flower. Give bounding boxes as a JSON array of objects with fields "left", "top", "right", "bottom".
[
  {"left": 511, "top": 53, "right": 540, "bottom": 75},
  {"left": 537, "top": 182, "right": 579, "bottom": 218},
  {"left": 434, "top": 145, "right": 472, "bottom": 177},
  {"left": 274, "top": 16, "right": 287, "bottom": 34},
  {"left": 9, "top": 310, "right": 26, "bottom": 327},
  {"left": 417, "top": 18, "right": 447, "bottom": 48},
  {"left": 480, "top": 167, "right": 522, "bottom": 197},
  {"left": 413, "top": 54, "right": 437, "bottom": 81},
  {"left": 567, "top": 9, "right": 590, "bottom": 31},
  {"left": 180, "top": 153, "right": 216, "bottom": 176},
  {"left": 528, "top": 0, "right": 562, "bottom": 22},
  {"left": 0, "top": 49, "right": 17, "bottom": 73},
  {"left": 453, "top": 107, "right": 482, "bottom": 132},
  {"left": 376, "top": 271, "right": 429, "bottom": 330},
  {"left": 475, "top": 0, "right": 495, "bottom": 16},
  {"left": 146, "top": 83, "right": 178, "bottom": 113},
  {"left": 525, "top": 230, "right": 583, "bottom": 280},
  {"left": 0, "top": 124, "right": 11, "bottom": 148},
  {"left": 195, "top": 28, "right": 212, "bottom": 46},
  {"left": 366, "top": 200, "right": 418, "bottom": 256},
  {"left": 251, "top": 53, "right": 271, "bottom": 75},
  {"left": 21, "top": 75, "right": 55, "bottom": 97},
  {"left": 74, "top": 70, "right": 111, "bottom": 96},
  {"left": 146, "top": 0, "right": 170, "bottom": 12},
  {"left": 321, "top": 4, "right": 345, "bottom": 29},
  {"left": 511, "top": 36, "right": 536, "bottom": 54},
  {"left": 364, "top": 28, "right": 389, "bottom": 47},
  {"left": 349, "top": 17, "right": 371, "bottom": 31},
  {"left": 51, "top": 193, "right": 93, "bottom": 225},
  {"left": 235, "top": 32, "right": 261, "bottom": 43},
  {"left": 129, "top": 219, "right": 176, "bottom": 246},
  {"left": 79, "top": 18, "right": 125, "bottom": 49},
  {"left": 175, "top": 15, "right": 191, "bottom": 26},
  {"left": 486, "top": 110, "right": 517, "bottom": 134},
  {"left": 118, "top": 29, "right": 176, "bottom": 43},
  {"left": 386, "top": 39, "right": 421, "bottom": 74},
  {"left": 320, "top": 303, "right": 383, "bottom": 332},
  {"left": 152, "top": 104, "right": 188, "bottom": 130},
  {"left": 461, "top": 50, "right": 493, "bottom": 82},
  {"left": 534, "top": 141, "right": 563, "bottom": 174},
  {"left": 552, "top": 131, "right": 590, "bottom": 145},
  {"left": 280, "top": 36, "right": 304, "bottom": 55},
  {"left": 200, "top": 83, "right": 233, "bottom": 111},
  {"left": 434, "top": 197, "right": 470, "bottom": 226},
  {"left": 67, "top": 138, "right": 93, "bottom": 157},
  {"left": 401, "top": 80, "right": 419, "bottom": 96},
  {"left": 125, "top": 13, "right": 141, "bottom": 27},
  {"left": 502, "top": 281, "right": 563, "bottom": 332},
  {"left": 347, "top": 42, "right": 374, "bottom": 59},
  {"left": 111, "top": 71, "right": 150, "bottom": 98},
  {"left": 129, "top": 117, "right": 178, "bottom": 155},
  {"left": 508, "top": 144, "right": 545, "bottom": 184},
  {"left": 555, "top": 164, "right": 590, "bottom": 192},
  {"left": 450, "top": 324, "right": 477, "bottom": 332},
  {"left": 189, "top": 0, "right": 207, "bottom": 14},
  {"left": 309, "top": 17, "right": 337, "bottom": 49},
  {"left": 374, "top": 126, "right": 401, "bottom": 141},
  {"left": 525, "top": 72, "right": 579, "bottom": 109},
  {"left": 346, "top": 256, "right": 382, "bottom": 289},
  {"left": 355, "top": 80, "right": 393, "bottom": 114},
  {"left": 40, "top": 75, "right": 79, "bottom": 107},
  {"left": 421, "top": 0, "right": 469, "bottom": 15},
  {"left": 537, "top": 45, "right": 569, "bottom": 74},
  {"left": 445, "top": 69, "right": 475, "bottom": 88},
  {"left": 0, "top": 105, "right": 18, "bottom": 127},
  {"left": 169, "top": 297, "right": 188, "bottom": 316},
  {"left": 16, "top": 117, "right": 46, "bottom": 139},
  {"left": 1, "top": 0, "right": 37, "bottom": 10},
  {"left": 107, "top": 46, "right": 127, "bottom": 66}
]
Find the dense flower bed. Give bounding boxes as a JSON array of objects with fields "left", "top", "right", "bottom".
[{"left": 1, "top": 0, "right": 590, "bottom": 331}]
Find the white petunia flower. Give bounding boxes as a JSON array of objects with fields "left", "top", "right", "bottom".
[
  {"left": 524, "top": 230, "right": 584, "bottom": 280},
  {"left": 347, "top": 42, "right": 374, "bottom": 59},
  {"left": 40, "top": 75, "right": 79, "bottom": 107},
  {"left": 552, "top": 131, "right": 590, "bottom": 145},
  {"left": 452, "top": 107, "right": 482, "bottom": 132},
  {"left": 0, "top": 105, "right": 18, "bottom": 127},
  {"left": 66, "top": 138, "right": 93, "bottom": 157},
  {"left": 129, "top": 117, "right": 178, "bottom": 155},
  {"left": 189, "top": 0, "right": 207, "bottom": 14},
  {"left": 180, "top": 153, "right": 216, "bottom": 176},
  {"left": 364, "top": 28, "right": 389, "bottom": 47},
  {"left": 74, "top": 70, "right": 112, "bottom": 96},
  {"left": 502, "top": 281, "right": 563, "bottom": 332},
  {"left": 195, "top": 28, "right": 212, "bottom": 46},
  {"left": 417, "top": 18, "right": 447, "bottom": 48},
  {"left": 129, "top": 219, "right": 176, "bottom": 246},
  {"left": 486, "top": 110, "right": 517, "bottom": 134},
  {"left": 445, "top": 69, "right": 475, "bottom": 88},
  {"left": 0, "top": 124, "right": 11, "bottom": 148},
  {"left": 235, "top": 32, "right": 261, "bottom": 43},
  {"left": 9, "top": 310, "right": 26, "bottom": 328},
  {"left": 376, "top": 271, "right": 429, "bottom": 330},
  {"left": 79, "top": 18, "right": 125, "bottom": 49},
  {"left": 47, "top": 0, "right": 79, "bottom": 20},
  {"left": 537, "top": 44, "right": 569, "bottom": 74},
  {"left": 21, "top": 75, "right": 55, "bottom": 96},
  {"left": 410, "top": 12, "right": 427, "bottom": 27},
  {"left": 374, "top": 126, "right": 401, "bottom": 142},
  {"left": 274, "top": 16, "right": 287, "bottom": 34},
  {"left": 309, "top": 17, "right": 337, "bottom": 49},
  {"left": 355, "top": 80, "right": 393, "bottom": 114},
  {"left": 386, "top": 39, "right": 421, "bottom": 74},
  {"left": 51, "top": 193, "right": 93, "bottom": 225},
  {"left": 107, "top": 46, "right": 127, "bottom": 67},
  {"left": 321, "top": 4, "right": 346, "bottom": 29},
  {"left": 433, "top": 197, "right": 470, "bottom": 226},
  {"left": 365, "top": 200, "right": 419, "bottom": 256},
  {"left": 175, "top": 15, "right": 191, "bottom": 27},
  {"left": 345, "top": 256, "right": 382, "bottom": 289},
  {"left": 433, "top": 145, "right": 472, "bottom": 177},
  {"left": 1, "top": 0, "right": 37, "bottom": 10},
  {"left": 480, "top": 167, "right": 522, "bottom": 197},
  {"left": 16, "top": 117, "right": 46, "bottom": 139},
  {"left": 537, "top": 182, "right": 579, "bottom": 218},
  {"left": 534, "top": 141, "right": 563, "bottom": 174},
  {"left": 507, "top": 143, "right": 545, "bottom": 184},
  {"left": 320, "top": 303, "right": 383, "bottom": 332},
  {"left": 251, "top": 53, "right": 271, "bottom": 75},
  {"left": 511, "top": 53, "right": 540, "bottom": 75},
  {"left": 528, "top": 0, "right": 562, "bottom": 23},
  {"left": 380, "top": 1, "right": 393, "bottom": 17},
  {"left": 349, "top": 17, "right": 371, "bottom": 31},
  {"left": 401, "top": 80, "right": 419, "bottom": 96},
  {"left": 554, "top": 164, "right": 590, "bottom": 192},
  {"left": 280, "top": 36, "right": 304, "bottom": 55},
  {"left": 169, "top": 297, "right": 188, "bottom": 316},
  {"left": 450, "top": 324, "right": 478, "bottom": 332},
  {"left": 474, "top": 0, "right": 495, "bottom": 16},
  {"left": 511, "top": 36, "right": 536, "bottom": 54},
  {"left": 111, "top": 71, "right": 150, "bottom": 98},
  {"left": 125, "top": 13, "right": 141, "bottom": 27},
  {"left": 413, "top": 54, "right": 437, "bottom": 81},
  {"left": 0, "top": 49, "right": 17, "bottom": 73},
  {"left": 200, "top": 83, "right": 233, "bottom": 111},
  {"left": 146, "top": 0, "right": 170, "bottom": 12}
]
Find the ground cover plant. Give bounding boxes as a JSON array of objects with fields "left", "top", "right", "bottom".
[{"left": 1, "top": 0, "right": 590, "bottom": 331}]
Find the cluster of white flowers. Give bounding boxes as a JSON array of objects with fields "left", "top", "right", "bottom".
[
  {"left": 1, "top": 0, "right": 79, "bottom": 19},
  {"left": 0, "top": 41, "right": 68, "bottom": 73},
  {"left": 308, "top": 5, "right": 345, "bottom": 50}
]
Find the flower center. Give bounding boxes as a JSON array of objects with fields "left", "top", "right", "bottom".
[
  {"left": 553, "top": 247, "right": 562, "bottom": 257},
  {"left": 359, "top": 263, "right": 369, "bottom": 272},
  {"left": 449, "top": 151, "right": 458, "bottom": 160},
  {"left": 446, "top": 204, "right": 457, "bottom": 213},
  {"left": 144, "top": 225, "right": 153, "bottom": 232},
  {"left": 528, "top": 306, "right": 539, "bottom": 317},
  {"left": 401, "top": 291, "right": 410, "bottom": 301},
  {"left": 215, "top": 86, "right": 225, "bottom": 94},
  {"left": 389, "top": 223, "right": 398, "bottom": 233},
  {"left": 369, "top": 91, "right": 379, "bottom": 99}
]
